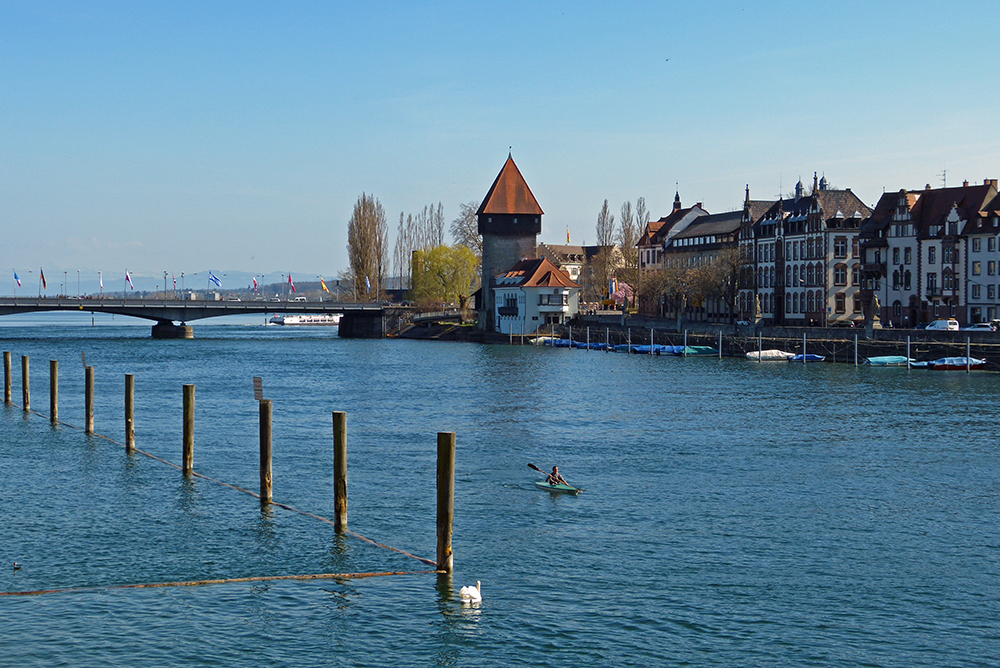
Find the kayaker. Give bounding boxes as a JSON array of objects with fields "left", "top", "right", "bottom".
[{"left": 546, "top": 466, "right": 568, "bottom": 486}]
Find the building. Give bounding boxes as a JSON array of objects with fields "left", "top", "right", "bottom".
[
  {"left": 637, "top": 192, "right": 709, "bottom": 315},
  {"left": 858, "top": 179, "right": 1000, "bottom": 326},
  {"left": 492, "top": 257, "right": 581, "bottom": 335},
  {"left": 739, "top": 175, "right": 871, "bottom": 325},
  {"left": 477, "top": 154, "right": 544, "bottom": 331},
  {"left": 537, "top": 242, "right": 623, "bottom": 305}
]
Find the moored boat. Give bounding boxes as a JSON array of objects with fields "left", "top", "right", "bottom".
[
  {"left": 789, "top": 353, "right": 825, "bottom": 363},
  {"left": 925, "top": 356, "right": 987, "bottom": 370},
  {"left": 746, "top": 349, "right": 795, "bottom": 361},
  {"left": 864, "top": 355, "right": 913, "bottom": 366}
]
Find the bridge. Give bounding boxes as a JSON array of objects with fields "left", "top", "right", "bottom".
[{"left": 0, "top": 297, "right": 388, "bottom": 338}]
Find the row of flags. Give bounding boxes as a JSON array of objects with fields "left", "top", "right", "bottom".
[{"left": 13, "top": 269, "right": 348, "bottom": 294}]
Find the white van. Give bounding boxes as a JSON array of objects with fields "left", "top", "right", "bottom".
[
  {"left": 926, "top": 318, "right": 960, "bottom": 331},
  {"left": 292, "top": 295, "right": 307, "bottom": 302}
]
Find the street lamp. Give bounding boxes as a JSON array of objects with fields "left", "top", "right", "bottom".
[{"left": 77, "top": 270, "right": 80, "bottom": 297}]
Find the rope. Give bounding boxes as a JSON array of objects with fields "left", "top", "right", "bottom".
[
  {"left": 0, "top": 570, "right": 444, "bottom": 597},
  {"left": 3, "top": 400, "right": 438, "bottom": 567}
]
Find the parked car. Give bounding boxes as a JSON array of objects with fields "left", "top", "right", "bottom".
[
  {"left": 926, "top": 318, "right": 960, "bottom": 331},
  {"left": 962, "top": 322, "right": 996, "bottom": 332}
]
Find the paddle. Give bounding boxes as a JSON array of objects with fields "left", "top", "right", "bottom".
[{"left": 528, "top": 462, "right": 569, "bottom": 486}]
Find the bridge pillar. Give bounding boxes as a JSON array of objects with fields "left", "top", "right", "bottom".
[
  {"left": 151, "top": 322, "right": 194, "bottom": 339},
  {"left": 338, "top": 313, "right": 385, "bottom": 338}
]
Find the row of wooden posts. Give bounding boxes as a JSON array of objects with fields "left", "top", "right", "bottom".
[{"left": 3, "top": 351, "right": 455, "bottom": 573}]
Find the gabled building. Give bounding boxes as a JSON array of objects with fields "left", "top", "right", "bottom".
[
  {"left": 739, "top": 174, "right": 871, "bottom": 325},
  {"left": 637, "top": 192, "right": 709, "bottom": 314},
  {"left": 492, "top": 257, "right": 581, "bottom": 335},
  {"left": 859, "top": 179, "right": 1000, "bottom": 326}
]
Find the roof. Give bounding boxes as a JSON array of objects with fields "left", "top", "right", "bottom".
[
  {"left": 648, "top": 204, "right": 709, "bottom": 245},
  {"left": 477, "top": 155, "right": 544, "bottom": 216},
  {"left": 536, "top": 242, "right": 605, "bottom": 265},
  {"left": 671, "top": 210, "right": 742, "bottom": 240},
  {"left": 494, "top": 257, "right": 580, "bottom": 288}
]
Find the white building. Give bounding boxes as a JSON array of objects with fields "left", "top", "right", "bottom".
[{"left": 493, "top": 257, "right": 581, "bottom": 334}]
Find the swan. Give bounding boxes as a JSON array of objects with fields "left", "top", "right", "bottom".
[{"left": 459, "top": 580, "right": 482, "bottom": 603}]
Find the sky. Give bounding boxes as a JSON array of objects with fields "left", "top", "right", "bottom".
[{"left": 3, "top": 1, "right": 1000, "bottom": 294}]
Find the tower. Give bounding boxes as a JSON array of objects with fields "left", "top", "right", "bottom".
[{"left": 477, "top": 154, "right": 543, "bottom": 331}]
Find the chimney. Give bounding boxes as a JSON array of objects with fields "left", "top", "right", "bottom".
[
  {"left": 986, "top": 178, "right": 998, "bottom": 188},
  {"left": 963, "top": 180, "right": 969, "bottom": 187},
  {"left": 926, "top": 184, "right": 932, "bottom": 190}
]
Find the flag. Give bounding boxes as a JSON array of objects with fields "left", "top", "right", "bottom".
[
  {"left": 125, "top": 270, "right": 134, "bottom": 289},
  {"left": 40, "top": 268, "right": 47, "bottom": 290},
  {"left": 252, "top": 276, "right": 258, "bottom": 292},
  {"left": 320, "top": 277, "right": 329, "bottom": 293},
  {"left": 173, "top": 274, "right": 176, "bottom": 290},
  {"left": 209, "top": 271, "right": 222, "bottom": 287},
  {"left": 99, "top": 272, "right": 103, "bottom": 290},
  {"left": 567, "top": 228, "right": 571, "bottom": 244},
  {"left": 14, "top": 270, "right": 20, "bottom": 287},
  {"left": 288, "top": 273, "right": 296, "bottom": 292},
  {"left": 365, "top": 275, "right": 371, "bottom": 294},
  {"left": 609, "top": 277, "right": 617, "bottom": 297}
]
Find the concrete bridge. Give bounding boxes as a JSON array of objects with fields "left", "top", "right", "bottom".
[{"left": 0, "top": 297, "right": 389, "bottom": 338}]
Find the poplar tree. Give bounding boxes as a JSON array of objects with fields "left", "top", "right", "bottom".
[{"left": 347, "top": 193, "right": 388, "bottom": 299}]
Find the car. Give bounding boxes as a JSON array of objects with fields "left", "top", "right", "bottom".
[
  {"left": 925, "top": 318, "right": 960, "bottom": 331},
  {"left": 962, "top": 322, "right": 996, "bottom": 331}
]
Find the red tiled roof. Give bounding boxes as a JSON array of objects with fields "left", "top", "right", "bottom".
[
  {"left": 496, "top": 257, "right": 579, "bottom": 288},
  {"left": 477, "top": 155, "right": 544, "bottom": 216}
]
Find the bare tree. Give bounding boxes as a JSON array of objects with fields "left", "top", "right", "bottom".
[
  {"left": 347, "top": 193, "right": 388, "bottom": 299},
  {"left": 617, "top": 200, "right": 639, "bottom": 305},
  {"left": 596, "top": 199, "right": 616, "bottom": 247},
  {"left": 450, "top": 201, "right": 482, "bottom": 258},
  {"left": 635, "top": 197, "right": 649, "bottom": 232},
  {"left": 712, "top": 246, "right": 745, "bottom": 323}
]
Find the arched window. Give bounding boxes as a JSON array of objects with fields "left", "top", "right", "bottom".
[
  {"left": 786, "top": 293, "right": 792, "bottom": 313},
  {"left": 892, "top": 300, "right": 902, "bottom": 317},
  {"left": 793, "top": 265, "right": 799, "bottom": 285},
  {"left": 786, "top": 266, "right": 792, "bottom": 286},
  {"left": 807, "top": 291, "right": 815, "bottom": 312},
  {"left": 793, "top": 292, "right": 799, "bottom": 313}
]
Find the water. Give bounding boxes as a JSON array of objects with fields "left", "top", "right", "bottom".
[{"left": 2, "top": 316, "right": 1000, "bottom": 666}]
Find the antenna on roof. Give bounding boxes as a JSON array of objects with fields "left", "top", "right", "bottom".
[{"left": 940, "top": 169, "right": 947, "bottom": 188}]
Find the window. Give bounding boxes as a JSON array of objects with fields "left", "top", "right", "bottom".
[
  {"left": 834, "top": 237, "right": 847, "bottom": 258},
  {"left": 927, "top": 272, "right": 938, "bottom": 292},
  {"left": 904, "top": 247, "right": 912, "bottom": 264},
  {"left": 852, "top": 238, "right": 859, "bottom": 257},
  {"left": 892, "top": 248, "right": 900, "bottom": 265},
  {"left": 943, "top": 271, "right": 954, "bottom": 290},
  {"left": 786, "top": 266, "right": 791, "bottom": 286},
  {"left": 786, "top": 242, "right": 792, "bottom": 259},
  {"left": 990, "top": 285, "right": 997, "bottom": 300},
  {"left": 973, "top": 261, "right": 982, "bottom": 276},
  {"left": 990, "top": 261, "right": 996, "bottom": 276},
  {"left": 786, "top": 293, "right": 791, "bottom": 313},
  {"left": 806, "top": 264, "right": 814, "bottom": 286},
  {"left": 834, "top": 264, "right": 847, "bottom": 286},
  {"left": 807, "top": 238, "right": 814, "bottom": 259},
  {"left": 836, "top": 293, "right": 846, "bottom": 313},
  {"left": 851, "top": 265, "right": 860, "bottom": 286},
  {"left": 893, "top": 270, "right": 900, "bottom": 290},
  {"left": 974, "top": 238, "right": 983, "bottom": 252},
  {"left": 990, "top": 237, "right": 997, "bottom": 252},
  {"left": 807, "top": 291, "right": 814, "bottom": 312},
  {"left": 893, "top": 301, "right": 902, "bottom": 317},
  {"left": 793, "top": 292, "right": 799, "bottom": 313},
  {"left": 973, "top": 284, "right": 982, "bottom": 299},
  {"left": 943, "top": 246, "right": 954, "bottom": 264},
  {"left": 853, "top": 294, "right": 863, "bottom": 313},
  {"left": 929, "top": 247, "right": 936, "bottom": 264},
  {"left": 904, "top": 270, "right": 912, "bottom": 291}
]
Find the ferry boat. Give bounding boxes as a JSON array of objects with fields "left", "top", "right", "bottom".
[{"left": 268, "top": 314, "right": 341, "bottom": 326}]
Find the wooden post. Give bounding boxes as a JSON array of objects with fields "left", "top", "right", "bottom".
[
  {"left": 586, "top": 326, "right": 590, "bottom": 350},
  {"left": 3, "top": 351, "right": 11, "bottom": 404},
  {"left": 183, "top": 384, "right": 195, "bottom": 474},
  {"left": 21, "top": 355, "right": 29, "bottom": 411},
  {"left": 259, "top": 399, "right": 273, "bottom": 503},
  {"left": 854, "top": 334, "right": 858, "bottom": 367},
  {"left": 719, "top": 330, "right": 723, "bottom": 359},
  {"left": 758, "top": 333, "right": 762, "bottom": 362},
  {"left": 436, "top": 431, "right": 456, "bottom": 573},
  {"left": 967, "top": 337, "right": 971, "bottom": 373},
  {"left": 684, "top": 330, "right": 688, "bottom": 357},
  {"left": 49, "top": 360, "right": 58, "bottom": 423},
  {"left": 125, "top": 374, "right": 135, "bottom": 452},
  {"left": 85, "top": 366, "right": 94, "bottom": 433},
  {"left": 333, "top": 411, "right": 347, "bottom": 532},
  {"left": 649, "top": 328, "right": 653, "bottom": 355},
  {"left": 906, "top": 336, "right": 911, "bottom": 369},
  {"left": 802, "top": 333, "right": 806, "bottom": 365},
  {"left": 627, "top": 328, "right": 631, "bottom": 354}
]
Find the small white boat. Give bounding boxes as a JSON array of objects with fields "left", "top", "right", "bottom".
[
  {"left": 864, "top": 356, "right": 913, "bottom": 366},
  {"left": 746, "top": 349, "right": 795, "bottom": 361},
  {"left": 269, "top": 314, "right": 341, "bottom": 326}
]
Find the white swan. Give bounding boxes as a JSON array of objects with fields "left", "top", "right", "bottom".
[{"left": 460, "top": 580, "right": 482, "bottom": 603}]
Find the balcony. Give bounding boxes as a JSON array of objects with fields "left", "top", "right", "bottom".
[
  {"left": 925, "top": 287, "right": 942, "bottom": 298},
  {"left": 862, "top": 263, "right": 886, "bottom": 274}
]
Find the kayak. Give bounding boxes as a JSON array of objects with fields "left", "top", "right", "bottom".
[{"left": 534, "top": 480, "right": 582, "bottom": 494}]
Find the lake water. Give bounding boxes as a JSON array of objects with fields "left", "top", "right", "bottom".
[{"left": 2, "top": 314, "right": 999, "bottom": 666}]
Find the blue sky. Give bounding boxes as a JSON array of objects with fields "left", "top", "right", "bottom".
[{"left": 3, "top": 1, "right": 1000, "bottom": 293}]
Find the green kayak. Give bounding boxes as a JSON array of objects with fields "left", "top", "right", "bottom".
[{"left": 535, "top": 480, "right": 582, "bottom": 494}]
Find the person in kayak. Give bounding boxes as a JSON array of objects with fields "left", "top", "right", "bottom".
[{"left": 546, "top": 466, "right": 568, "bottom": 486}]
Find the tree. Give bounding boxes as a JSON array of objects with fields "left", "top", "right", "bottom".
[
  {"left": 412, "top": 245, "right": 480, "bottom": 307},
  {"left": 617, "top": 200, "right": 640, "bottom": 306},
  {"left": 595, "top": 199, "right": 615, "bottom": 247},
  {"left": 450, "top": 201, "right": 482, "bottom": 258},
  {"left": 713, "top": 246, "right": 745, "bottom": 323},
  {"left": 347, "top": 193, "right": 388, "bottom": 299}
]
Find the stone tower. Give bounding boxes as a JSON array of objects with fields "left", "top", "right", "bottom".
[{"left": 477, "top": 154, "right": 543, "bottom": 330}]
